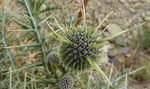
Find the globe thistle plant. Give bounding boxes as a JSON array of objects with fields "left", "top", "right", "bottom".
[
  {"left": 47, "top": 52, "right": 60, "bottom": 75},
  {"left": 58, "top": 74, "right": 74, "bottom": 89},
  {"left": 46, "top": 10, "right": 145, "bottom": 86},
  {"left": 47, "top": 52, "right": 59, "bottom": 64}
]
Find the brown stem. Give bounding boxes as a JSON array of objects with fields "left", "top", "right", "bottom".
[{"left": 75, "top": 0, "right": 88, "bottom": 27}]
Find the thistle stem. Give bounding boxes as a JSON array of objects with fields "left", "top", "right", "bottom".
[{"left": 23, "top": 0, "right": 48, "bottom": 73}]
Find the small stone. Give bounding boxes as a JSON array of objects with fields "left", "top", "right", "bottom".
[
  {"left": 145, "top": 16, "right": 150, "bottom": 21},
  {"left": 105, "top": 0, "right": 112, "bottom": 3},
  {"left": 100, "top": 42, "right": 112, "bottom": 63},
  {"left": 108, "top": 48, "right": 118, "bottom": 58},
  {"left": 107, "top": 23, "right": 123, "bottom": 34},
  {"left": 109, "top": 58, "right": 118, "bottom": 64},
  {"left": 141, "top": 12, "right": 146, "bottom": 17},
  {"left": 118, "top": 47, "right": 130, "bottom": 54},
  {"left": 145, "top": 22, "right": 150, "bottom": 29},
  {"left": 132, "top": 29, "right": 139, "bottom": 37},
  {"left": 115, "top": 36, "right": 127, "bottom": 46},
  {"left": 102, "top": 32, "right": 110, "bottom": 37},
  {"left": 129, "top": 8, "right": 136, "bottom": 12},
  {"left": 129, "top": 0, "right": 139, "bottom": 2},
  {"left": 119, "top": 0, "right": 127, "bottom": 3}
]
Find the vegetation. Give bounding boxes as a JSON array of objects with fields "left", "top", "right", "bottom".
[{"left": 0, "top": 0, "right": 149, "bottom": 89}]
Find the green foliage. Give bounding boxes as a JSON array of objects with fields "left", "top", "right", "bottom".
[
  {"left": 0, "top": 0, "right": 59, "bottom": 89},
  {"left": 17, "top": 0, "right": 60, "bottom": 29},
  {"left": 140, "top": 28, "right": 150, "bottom": 49},
  {"left": 135, "top": 59, "right": 150, "bottom": 80}
]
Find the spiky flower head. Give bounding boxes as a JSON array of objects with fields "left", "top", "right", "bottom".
[
  {"left": 59, "top": 27, "right": 102, "bottom": 72},
  {"left": 47, "top": 52, "right": 59, "bottom": 64},
  {"left": 58, "top": 74, "right": 74, "bottom": 89}
]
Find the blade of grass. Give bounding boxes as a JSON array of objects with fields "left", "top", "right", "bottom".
[
  {"left": 111, "top": 66, "right": 145, "bottom": 84},
  {"left": 8, "top": 29, "right": 34, "bottom": 32},
  {"left": 4, "top": 62, "right": 42, "bottom": 74},
  {"left": 125, "top": 73, "right": 128, "bottom": 89},
  {"left": 95, "top": 10, "right": 114, "bottom": 32},
  {"left": 38, "top": 13, "right": 54, "bottom": 25},
  {"left": 0, "top": 57, "right": 6, "bottom": 64},
  {"left": 98, "top": 23, "right": 111, "bottom": 36},
  {"left": 103, "top": 22, "right": 146, "bottom": 41},
  {"left": 2, "top": 43, "right": 40, "bottom": 49},
  {"left": 14, "top": 18, "right": 31, "bottom": 29},
  {"left": 24, "top": 72, "right": 27, "bottom": 89},
  {"left": 107, "top": 64, "right": 113, "bottom": 89},
  {"left": 9, "top": 66, "right": 12, "bottom": 89},
  {"left": 8, "top": 31, "right": 30, "bottom": 44},
  {"left": 27, "top": 72, "right": 56, "bottom": 84},
  {"left": 46, "top": 21, "right": 71, "bottom": 44},
  {"left": 53, "top": 16, "right": 65, "bottom": 33},
  {"left": 44, "top": 29, "right": 61, "bottom": 40},
  {"left": 87, "top": 70, "right": 93, "bottom": 89},
  {"left": 87, "top": 57, "right": 112, "bottom": 86}
]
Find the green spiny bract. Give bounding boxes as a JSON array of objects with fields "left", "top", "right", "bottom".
[
  {"left": 59, "top": 74, "right": 74, "bottom": 89},
  {"left": 47, "top": 52, "right": 59, "bottom": 64},
  {"left": 59, "top": 27, "right": 102, "bottom": 73}
]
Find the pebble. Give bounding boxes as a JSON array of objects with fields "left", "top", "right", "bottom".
[
  {"left": 109, "top": 58, "right": 118, "bottom": 64},
  {"left": 118, "top": 47, "right": 130, "bottom": 54},
  {"left": 132, "top": 29, "right": 139, "bottom": 37},
  {"left": 107, "top": 23, "right": 123, "bottom": 34},
  {"left": 100, "top": 42, "right": 112, "bottom": 63},
  {"left": 108, "top": 48, "right": 118, "bottom": 58},
  {"left": 115, "top": 35, "right": 126, "bottom": 46},
  {"left": 145, "top": 16, "right": 150, "bottom": 20}
]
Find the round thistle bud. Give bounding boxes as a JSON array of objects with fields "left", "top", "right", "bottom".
[
  {"left": 47, "top": 52, "right": 59, "bottom": 64},
  {"left": 59, "top": 27, "right": 102, "bottom": 72},
  {"left": 59, "top": 74, "right": 74, "bottom": 89}
]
